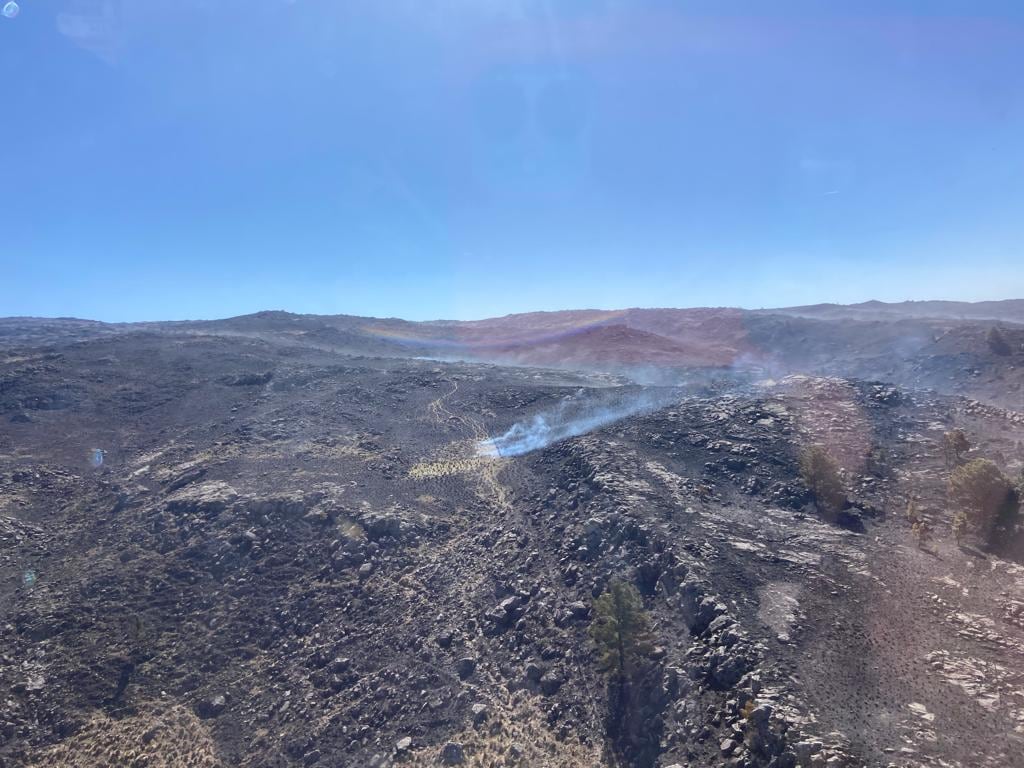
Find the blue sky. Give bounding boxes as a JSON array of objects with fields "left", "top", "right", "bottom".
[{"left": 3, "top": 1, "right": 1024, "bottom": 321}]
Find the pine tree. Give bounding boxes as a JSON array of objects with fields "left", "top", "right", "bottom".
[
  {"left": 590, "top": 580, "right": 654, "bottom": 678},
  {"left": 590, "top": 580, "right": 655, "bottom": 756}
]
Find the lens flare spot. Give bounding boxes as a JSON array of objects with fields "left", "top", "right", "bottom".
[
  {"left": 23, "top": 570, "right": 37, "bottom": 587},
  {"left": 2, "top": 1, "right": 19, "bottom": 18}
]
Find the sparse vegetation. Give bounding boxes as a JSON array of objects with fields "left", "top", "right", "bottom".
[
  {"left": 943, "top": 429, "right": 971, "bottom": 468},
  {"left": 866, "top": 445, "right": 890, "bottom": 477},
  {"left": 952, "top": 510, "right": 968, "bottom": 546},
  {"left": 948, "top": 458, "right": 1020, "bottom": 546},
  {"left": 912, "top": 518, "right": 932, "bottom": 550},
  {"left": 800, "top": 445, "right": 846, "bottom": 519},
  {"left": 905, "top": 497, "right": 920, "bottom": 525},
  {"left": 906, "top": 497, "right": 933, "bottom": 548}
]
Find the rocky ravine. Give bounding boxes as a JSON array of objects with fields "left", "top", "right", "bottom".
[{"left": 1, "top": 329, "right": 1024, "bottom": 767}]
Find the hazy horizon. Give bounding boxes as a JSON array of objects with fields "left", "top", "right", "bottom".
[{"left": 5, "top": 295, "right": 1024, "bottom": 326}]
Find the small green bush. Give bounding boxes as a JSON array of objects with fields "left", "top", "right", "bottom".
[
  {"left": 800, "top": 445, "right": 846, "bottom": 518},
  {"left": 948, "top": 458, "right": 1019, "bottom": 545}
]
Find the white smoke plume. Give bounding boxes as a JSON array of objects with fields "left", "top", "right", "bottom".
[{"left": 477, "top": 388, "right": 676, "bottom": 458}]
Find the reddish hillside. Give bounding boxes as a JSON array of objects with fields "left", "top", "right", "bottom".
[{"left": 471, "top": 323, "right": 712, "bottom": 367}]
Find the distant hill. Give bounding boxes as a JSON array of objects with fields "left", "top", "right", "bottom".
[
  {"left": 3, "top": 299, "right": 1023, "bottom": 408},
  {"left": 761, "top": 299, "right": 1024, "bottom": 323}
]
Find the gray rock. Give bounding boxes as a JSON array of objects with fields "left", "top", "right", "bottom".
[
  {"left": 539, "top": 669, "right": 564, "bottom": 696},
  {"left": 524, "top": 661, "right": 544, "bottom": 683},
  {"left": 707, "top": 614, "right": 734, "bottom": 635},
  {"left": 196, "top": 693, "right": 226, "bottom": 719},
  {"left": 364, "top": 512, "right": 403, "bottom": 541},
  {"left": 710, "top": 648, "right": 751, "bottom": 689},
  {"left": 440, "top": 742, "right": 465, "bottom": 765},
  {"left": 436, "top": 630, "right": 454, "bottom": 649},
  {"left": 455, "top": 657, "right": 476, "bottom": 680},
  {"left": 485, "top": 596, "right": 523, "bottom": 632},
  {"left": 567, "top": 601, "right": 589, "bottom": 620},
  {"left": 471, "top": 703, "right": 489, "bottom": 725},
  {"left": 328, "top": 657, "right": 351, "bottom": 674},
  {"left": 793, "top": 740, "right": 823, "bottom": 764},
  {"left": 498, "top": 596, "right": 520, "bottom": 614},
  {"left": 679, "top": 578, "right": 727, "bottom": 634}
]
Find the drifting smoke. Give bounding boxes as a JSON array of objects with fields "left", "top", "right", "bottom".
[{"left": 478, "top": 388, "right": 676, "bottom": 457}]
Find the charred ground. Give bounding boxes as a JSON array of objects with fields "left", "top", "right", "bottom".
[{"left": 2, "top": 311, "right": 1024, "bottom": 768}]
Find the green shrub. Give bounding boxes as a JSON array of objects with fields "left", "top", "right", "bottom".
[
  {"left": 943, "top": 429, "right": 971, "bottom": 468},
  {"left": 948, "top": 459, "right": 1019, "bottom": 545},
  {"left": 800, "top": 445, "right": 846, "bottom": 518}
]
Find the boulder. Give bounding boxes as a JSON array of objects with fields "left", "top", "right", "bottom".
[
  {"left": 485, "top": 596, "right": 522, "bottom": 633},
  {"left": 439, "top": 742, "right": 465, "bottom": 765},
  {"left": 709, "top": 648, "right": 751, "bottom": 690},
  {"left": 678, "top": 578, "right": 730, "bottom": 634},
  {"left": 539, "top": 670, "right": 564, "bottom": 696},
  {"left": 195, "top": 693, "right": 226, "bottom": 719},
  {"left": 455, "top": 657, "right": 476, "bottom": 680},
  {"left": 363, "top": 511, "right": 404, "bottom": 541},
  {"left": 470, "top": 703, "right": 489, "bottom": 725}
]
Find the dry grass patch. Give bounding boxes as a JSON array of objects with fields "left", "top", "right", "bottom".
[
  {"left": 405, "top": 691, "right": 605, "bottom": 768},
  {"left": 27, "top": 704, "right": 221, "bottom": 768}
]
